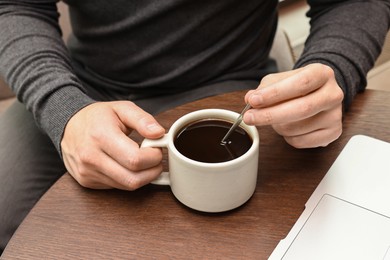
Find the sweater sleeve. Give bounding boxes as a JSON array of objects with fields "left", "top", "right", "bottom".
[
  {"left": 294, "top": 0, "right": 390, "bottom": 109},
  {"left": 0, "top": 1, "right": 95, "bottom": 154}
]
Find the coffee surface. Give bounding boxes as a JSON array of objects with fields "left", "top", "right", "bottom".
[{"left": 174, "top": 119, "right": 252, "bottom": 163}]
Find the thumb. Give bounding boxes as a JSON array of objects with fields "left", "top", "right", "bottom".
[{"left": 114, "top": 101, "right": 165, "bottom": 139}]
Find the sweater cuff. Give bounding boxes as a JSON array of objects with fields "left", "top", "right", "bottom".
[
  {"left": 38, "top": 86, "right": 95, "bottom": 156},
  {"left": 293, "top": 56, "right": 359, "bottom": 112}
]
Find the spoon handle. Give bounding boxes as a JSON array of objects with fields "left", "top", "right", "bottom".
[{"left": 221, "top": 103, "right": 251, "bottom": 144}]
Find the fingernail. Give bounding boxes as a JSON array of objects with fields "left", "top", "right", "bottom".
[
  {"left": 243, "top": 111, "right": 254, "bottom": 125},
  {"left": 249, "top": 93, "right": 263, "bottom": 106},
  {"left": 146, "top": 122, "right": 164, "bottom": 132}
]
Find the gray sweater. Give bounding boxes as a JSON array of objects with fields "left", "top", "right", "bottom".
[{"left": 0, "top": 0, "right": 389, "bottom": 153}]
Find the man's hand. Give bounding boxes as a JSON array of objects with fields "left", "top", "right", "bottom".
[
  {"left": 244, "top": 63, "right": 344, "bottom": 148},
  {"left": 61, "top": 101, "right": 165, "bottom": 190}
]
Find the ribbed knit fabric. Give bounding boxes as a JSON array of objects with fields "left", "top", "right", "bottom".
[{"left": 0, "top": 0, "right": 389, "bottom": 153}]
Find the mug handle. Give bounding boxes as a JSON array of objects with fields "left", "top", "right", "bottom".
[{"left": 141, "top": 135, "right": 171, "bottom": 186}]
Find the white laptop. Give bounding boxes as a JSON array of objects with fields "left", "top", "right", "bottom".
[{"left": 269, "top": 135, "right": 390, "bottom": 260}]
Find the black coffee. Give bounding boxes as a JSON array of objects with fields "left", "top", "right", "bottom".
[{"left": 174, "top": 119, "right": 252, "bottom": 163}]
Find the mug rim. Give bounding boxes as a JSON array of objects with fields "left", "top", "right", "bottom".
[{"left": 167, "top": 108, "right": 259, "bottom": 168}]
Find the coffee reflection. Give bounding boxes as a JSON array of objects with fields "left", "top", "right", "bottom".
[{"left": 174, "top": 119, "right": 252, "bottom": 163}]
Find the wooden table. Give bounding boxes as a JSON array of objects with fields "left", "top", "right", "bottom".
[{"left": 3, "top": 89, "right": 390, "bottom": 259}]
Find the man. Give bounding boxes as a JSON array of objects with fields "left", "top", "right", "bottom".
[{"left": 0, "top": 0, "right": 389, "bottom": 254}]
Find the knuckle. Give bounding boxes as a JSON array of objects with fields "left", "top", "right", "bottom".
[
  {"left": 333, "top": 88, "right": 344, "bottom": 103},
  {"left": 89, "top": 129, "right": 106, "bottom": 142},
  {"left": 273, "top": 123, "right": 293, "bottom": 136},
  {"left": 299, "top": 101, "right": 314, "bottom": 116},
  {"left": 124, "top": 176, "right": 143, "bottom": 190},
  {"left": 296, "top": 70, "right": 311, "bottom": 94},
  {"left": 284, "top": 136, "right": 305, "bottom": 149},
  {"left": 113, "top": 100, "right": 135, "bottom": 110},
  {"left": 263, "top": 110, "right": 274, "bottom": 124},
  {"left": 78, "top": 148, "right": 95, "bottom": 165},
  {"left": 123, "top": 165, "right": 163, "bottom": 190},
  {"left": 331, "top": 123, "right": 343, "bottom": 140},
  {"left": 77, "top": 178, "right": 94, "bottom": 189},
  {"left": 336, "top": 126, "right": 343, "bottom": 139},
  {"left": 321, "top": 64, "right": 335, "bottom": 78},
  {"left": 126, "top": 154, "right": 142, "bottom": 169},
  {"left": 74, "top": 167, "right": 94, "bottom": 188},
  {"left": 124, "top": 100, "right": 136, "bottom": 108},
  {"left": 261, "top": 73, "right": 278, "bottom": 85},
  {"left": 271, "top": 87, "right": 281, "bottom": 99},
  {"left": 75, "top": 164, "right": 92, "bottom": 181},
  {"left": 326, "top": 106, "right": 343, "bottom": 125}
]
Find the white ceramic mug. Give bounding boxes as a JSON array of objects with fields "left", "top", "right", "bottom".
[{"left": 141, "top": 109, "right": 259, "bottom": 213}]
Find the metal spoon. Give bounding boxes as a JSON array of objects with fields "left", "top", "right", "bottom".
[{"left": 221, "top": 103, "right": 251, "bottom": 144}]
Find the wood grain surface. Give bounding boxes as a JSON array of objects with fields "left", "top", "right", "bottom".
[{"left": 3, "top": 89, "right": 390, "bottom": 260}]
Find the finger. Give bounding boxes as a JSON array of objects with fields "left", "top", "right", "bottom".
[
  {"left": 283, "top": 126, "right": 342, "bottom": 149},
  {"left": 259, "top": 67, "right": 305, "bottom": 86},
  {"left": 99, "top": 129, "right": 163, "bottom": 171},
  {"left": 63, "top": 152, "right": 118, "bottom": 189},
  {"left": 96, "top": 152, "right": 163, "bottom": 190},
  {"left": 72, "top": 167, "right": 148, "bottom": 190},
  {"left": 244, "top": 90, "right": 256, "bottom": 104},
  {"left": 272, "top": 106, "right": 342, "bottom": 137},
  {"left": 245, "top": 69, "right": 304, "bottom": 103},
  {"left": 113, "top": 101, "right": 165, "bottom": 139},
  {"left": 64, "top": 145, "right": 163, "bottom": 190},
  {"left": 244, "top": 90, "right": 325, "bottom": 126},
  {"left": 247, "top": 64, "right": 333, "bottom": 108},
  {"left": 75, "top": 169, "right": 122, "bottom": 190}
]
